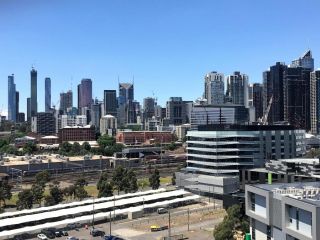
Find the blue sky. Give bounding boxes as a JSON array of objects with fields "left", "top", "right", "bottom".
[{"left": 1, "top": 0, "right": 320, "bottom": 115}]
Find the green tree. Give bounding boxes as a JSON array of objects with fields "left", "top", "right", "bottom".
[
  {"left": 112, "top": 166, "right": 126, "bottom": 195},
  {"left": 0, "top": 139, "right": 8, "bottom": 149},
  {"left": 75, "top": 177, "right": 88, "bottom": 188},
  {"left": 46, "top": 184, "right": 64, "bottom": 206},
  {"left": 213, "top": 205, "right": 249, "bottom": 240},
  {"left": 63, "top": 185, "right": 76, "bottom": 201},
  {"left": 127, "top": 169, "right": 138, "bottom": 193},
  {"left": 35, "top": 170, "right": 51, "bottom": 187},
  {"left": 23, "top": 142, "right": 37, "bottom": 155},
  {"left": 0, "top": 180, "right": 12, "bottom": 208},
  {"left": 82, "top": 142, "right": 91, "bottom": 151},
  {"left": 31, "top": 184, "right": 45, "bottom": 206},
  {"left": 149, "top": 168, "right": 160, "bottom": 190},
  {"left": 98, "top": 181, "right": 113, "bottom": 198},
  {"left": 97, "top": 134, "right": 115, "bottom": 148},
  {"left": 16, "top": 189, "right": 34, "bottom": 210},
  {"left": 97, "top": 171, "right": 109, "bottom": 191},
  {"left": 74, "top": 186, "right": 88, "bottom": 200},
  {"left": 165, "top": 142, "right": 177, "bottom": 151},
  {"left": 59, "top": 142, "right": 72, "bottom": 155},
  {"left": 171, "top": 172, "right": 176, "bottom": 186},
  {"left": 71, "top": 142, "right": 81, "bottom": 155}
]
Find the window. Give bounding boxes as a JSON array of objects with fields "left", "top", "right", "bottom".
[{"left": 251, "top": 193, "right": 255, "bottom": 211}]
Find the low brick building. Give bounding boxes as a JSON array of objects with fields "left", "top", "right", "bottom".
[
  {"left": 116, "top": 131, "right": 175, "bottom": 145},
  {"left": 59, "top": 125, "right": 96, "bottom": 143}
]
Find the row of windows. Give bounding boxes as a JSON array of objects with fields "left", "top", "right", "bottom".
[
  {"left": 188, "top": 156, "right": 254, "bottom": 163},
  {"left": 188, "top": 149, "right": 259, "bottom": 156},
  {"left": 188, "top": 143, "right": 260, "bottom": 149}
]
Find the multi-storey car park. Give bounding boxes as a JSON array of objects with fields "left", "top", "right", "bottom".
[{"left": 0, "top": 189, "right": 199, "bottom": 238}]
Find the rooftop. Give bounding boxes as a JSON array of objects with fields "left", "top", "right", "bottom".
[{"left": 252, "top": 182, "right": 320, "bottom": 206}]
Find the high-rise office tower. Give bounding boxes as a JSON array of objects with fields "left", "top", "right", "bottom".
[
  {"left": 166, "top": 97, "right": 188, "bottom": 125},
  {"left": 291, "top": 50, "right": 314, "bottom": 71},
  {"left": 204, "top": 71, "right": 224, "bottom": 104},
  {"left": 283, "top": 66, "right": 312, "bottom": 131},
  {"left": 16, "top": 91, "right": 19, "bottom": 121},
  {"left": 119, "top": 83, "right": 134, "bottom": 102},
  {"left": 310, "top": 70, "right": 320, "bottom": 134},
  {"left": 118, "top": 83, "right": 135, "bottom": 124},
  {"left": 27, "top": 97, "right": 31, "bottom": 122},
  {"left": 8, "top": 74, "right": 16, "bottom": 122},
  {"left": 30, "top": 68, "right": 37, "bottom": 117},
  {"left": 103, "top": 90, "right": 117, "bottom": 117},
  {"left": 263, "top": 62, "right": 287, "bottom": 124},
  {"left": 226, "top": 71, "right": 249, "bottom": 107},
  {"left": 78, "top": 79, "right": 92, "bottom": 114},
  {"left": 252, "top": 83, "right": 263, "bottom": 121},
  {"left": 143, "top": 97, "right": 155, "bottom": 121},
  {"left": 45, "top": 78, "right": 51, "bottom": 112},
  {"left": 91, "top": 98, "right": 102, "bottom": 130},
  {"left": 60, "top": 90, "right": 73, "bottom": 114}
]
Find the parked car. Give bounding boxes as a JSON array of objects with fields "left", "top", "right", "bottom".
[
  {"left": 13, "top": 233, "right": 32, "bottom": 240},
  {"left": 157, "top": 208, "right": 168, "bottom": 214},
  {"left": 150, "top": 225, "right": 169, "bottom": 232},
  {"left": 90, "top": 229, "right": 105, "bottom": 237},
  {"left": 66, "top": 237, "right": 79, "bottom": 240},
  {"left": 104, "top": 236, "right": 124, "bottom": 240},
  {"left": 62, "top": 230, "right": 69, "bottom": 236},
  {"left": 41, "top": 229, "right": 55, "bottom": 239},
  {"left": 37, "top": 234, "right": 48, "bottom": 240}
]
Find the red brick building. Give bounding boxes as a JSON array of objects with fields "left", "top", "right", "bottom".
[
  {"left": 59, "top": 125, "right": 96, "bottom": 143},
  {"left": 116, "top": 131, "right": 175, "bottom": 145}
]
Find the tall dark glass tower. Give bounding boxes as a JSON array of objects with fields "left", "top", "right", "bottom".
[
  {"left": 103, "top": 90, "right": 117, "bottom": 117},
  {"left": 30, "top": 68, "right": 37, "bottom": 117},
  {"left": 263, "top": 62, "right": 287, "bottom": 124},
  {"left": 45, "top": 78, "right": 51, "bottom": 112}
]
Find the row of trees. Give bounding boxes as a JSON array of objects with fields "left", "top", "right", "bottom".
[
  {"left": 16, "top": 170, "right": 89, "bottom": 210},
  {"left": 97, "top": 166, "right": 162, "bottom": 197}
]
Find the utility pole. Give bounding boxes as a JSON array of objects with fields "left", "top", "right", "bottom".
[
  {"left": 113, "top": 195, "right": 116, "bottom": 223},
  {"left": 187, "top": 208, "right": 190, "bottom": 231},
  {"left": 168, "top": 210, "right": 171, "bottom": 240},
  {"left": 109, "top": 211, "right": 112, "bottom": 236},
  {"left": 92, "top": 197, "right": 95, "bottom": 228}
]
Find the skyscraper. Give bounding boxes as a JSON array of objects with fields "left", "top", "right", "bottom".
[
  {"left": 263, "top": 62, "right": 287, "bottom": 124},
  {"left": 204, "top": 71, "right": 224, "bottom": 104},
  {"left": 291, "top": 50, "right": 314, "bottom": 71},
  {"left": 8, "top": 74, "right": 16, "bottom": 122},
  {"left": 30, "top": 68, "right": 38, "bottom": 117},
  {"left": 166, "top": 97, "right": 188, "bottom": 125},
  {"left": 15, "top": 91, "right": 19, "bottom": 121},
  {"left": 143, "top": 97, "right": 155, "bottom": 121},
  {"left": 91, "top": 98, "right": 102, "bottom": 130},
  {"left": 283, "top": 66, "right": 312, "bottom": 130},
  {"left": 103, "top": 90, "right": 117, "bottom": 117},
  {"left": 45, "top": 78, "right": 51, "bottom": 112},
  {"left": 226, "top": 71, "right": 249, "bottom": 107},
  {"left": 78, "top": 79, "right": 92, "bottom": 114},
  {"left": 60, "top": 90, "right": 73, "bottom": 114},
  {"left": 118, "top": 83, "right": 135, "bottom": 124},
  {"left": 27, "top": 97, "right": 31, "bottom": 122},
  {"left": 310, "top": 70, "right": 320, "bottom": 134},
  {"left": 119, "top": 83, "right": 134, "bottom": 102},
  {"left": 252, "top": 83, "right": 263, "bottom": 121}
]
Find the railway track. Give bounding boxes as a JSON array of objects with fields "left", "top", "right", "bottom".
[{"left": 9, "top": 163, "right": 181, "bottom": 186}]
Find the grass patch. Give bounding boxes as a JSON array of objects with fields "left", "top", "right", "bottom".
[
  {"left": 85, "top": 185, "right": 98, "bottom": 197},
  {"left": 160, "top": 176, "right": 172, "bottom": 184}
]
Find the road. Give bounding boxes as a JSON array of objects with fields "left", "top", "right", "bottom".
[{"left": 30, "top": 204, "right": 224, "bottom": 240}]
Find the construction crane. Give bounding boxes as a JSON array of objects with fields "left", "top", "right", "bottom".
[{"left": 260, "top": 95, "right": 273, "bottom": 125}]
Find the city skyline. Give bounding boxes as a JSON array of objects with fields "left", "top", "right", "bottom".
[{"left": 1, "top": 0, "right": 320, "bottom": 115}]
